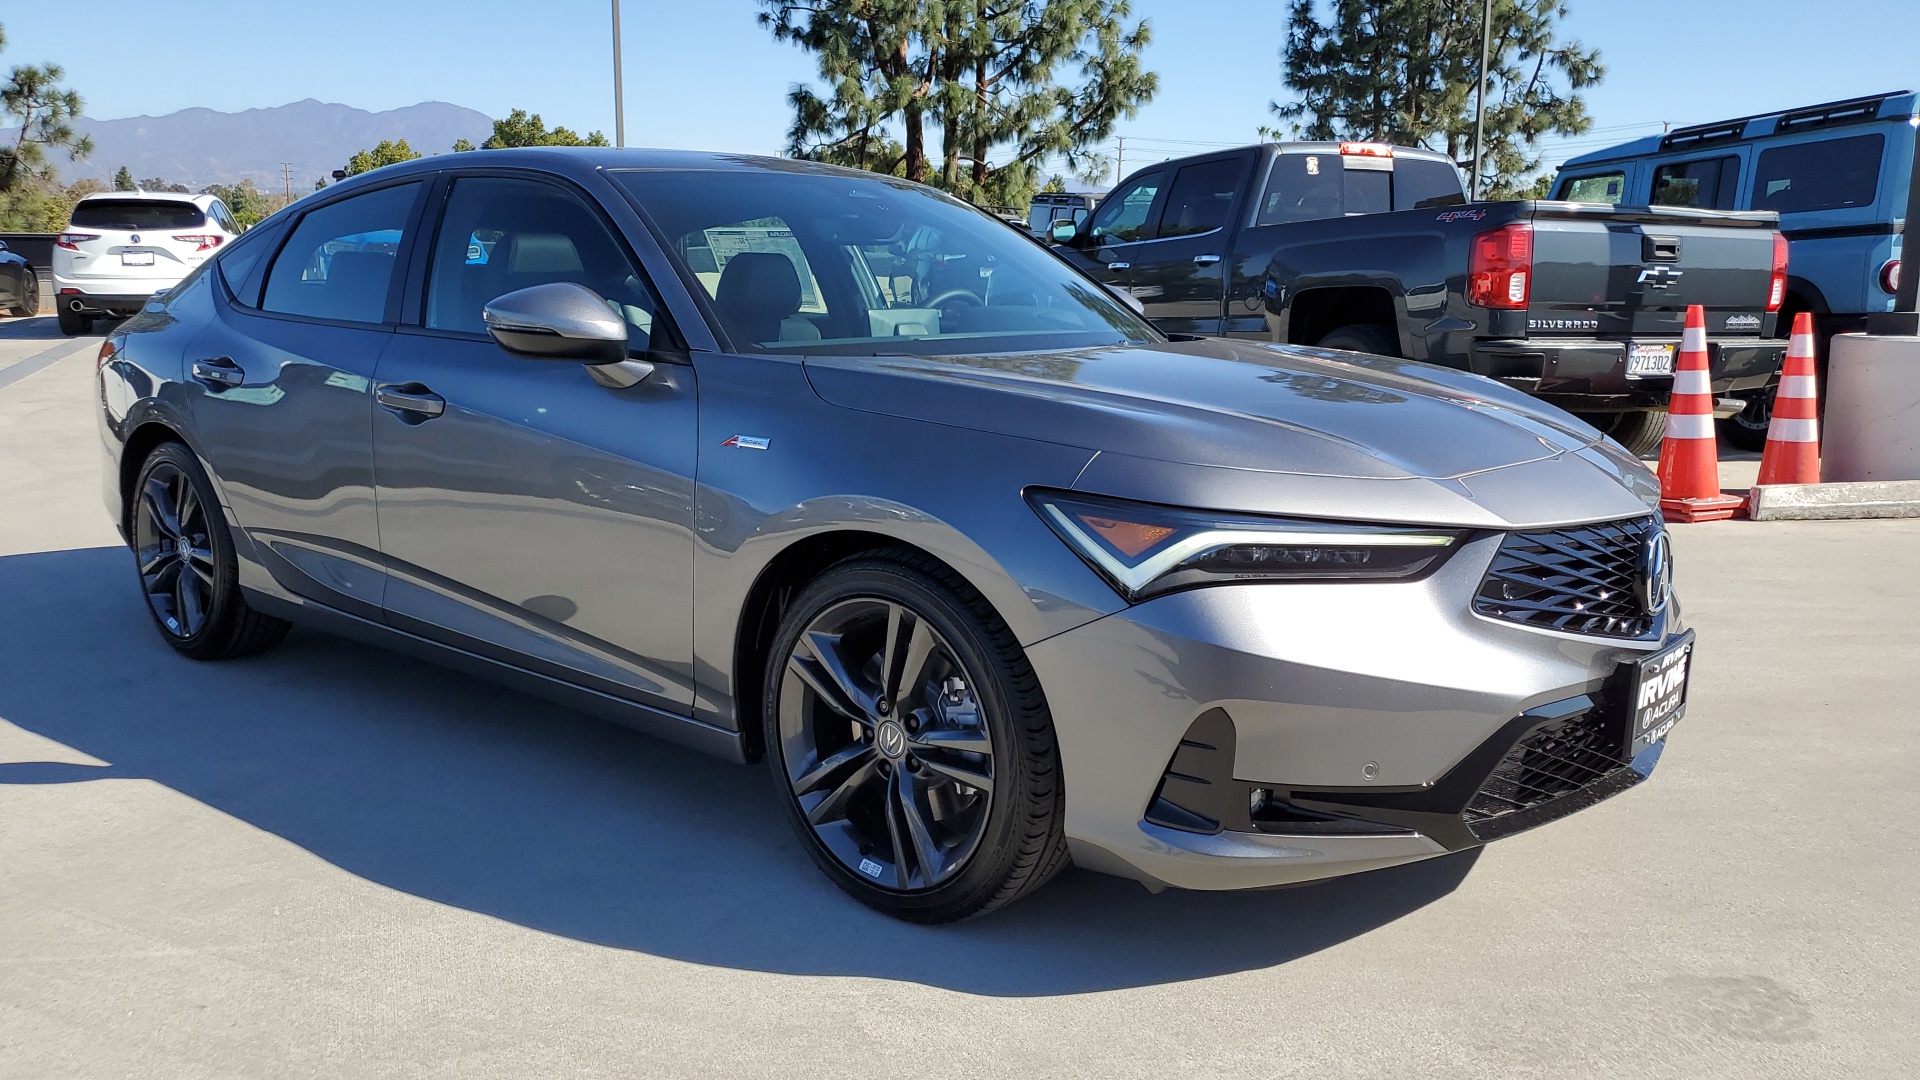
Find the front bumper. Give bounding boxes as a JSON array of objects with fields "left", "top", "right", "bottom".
[
  {"left": 1473, "top": 337, "right": 1785, "bottom": 412},
  {"left": 1027, "top": 531, "right": 1686, "bottom": 891}
]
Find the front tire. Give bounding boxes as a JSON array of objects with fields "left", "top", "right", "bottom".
[
  {"left": 763, "top": 550, "right": 1067, "bottom": 922},
  {"left": 1315, "top": 322, "right": 1400, "bottom": 357},
  {"left": 130, "top": 442, "right": 292, "bottom": 660}
]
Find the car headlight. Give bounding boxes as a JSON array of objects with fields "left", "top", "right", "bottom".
[{"left": 1028, "top": 489, "right": 1466, "bottom": 601}]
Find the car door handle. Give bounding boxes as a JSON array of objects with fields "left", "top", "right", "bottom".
[
  {"left": 1192, "top": 254, "right": 1222, "bottom": 265},
  {"left": 376, "top": 383, "right": 446, "bottom": 420},
  {"left": 190, "top": 356, "right": 244, "bottom": 389},
  {"left": 1105, "top": 261, "right": 1130, "bottom": 271}
]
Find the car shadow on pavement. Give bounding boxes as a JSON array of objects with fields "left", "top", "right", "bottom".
[
  {"left": 0, "top": 314, "right": 66, "bottom": 340},
  {"left": 0, "top": 545, "right": 1479, "bottom": 996}
]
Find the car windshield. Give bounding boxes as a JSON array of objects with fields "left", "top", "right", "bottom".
[
  {"left": 613, "top": 167, "right": 1160, "bottom": 356},
  {"left": 71, "top": 199, "right": 207, "bottom": 230}
]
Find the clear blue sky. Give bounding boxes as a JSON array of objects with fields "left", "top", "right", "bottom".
[{"left": 4, "top": 0, "right": 1914, "bottom": 182}]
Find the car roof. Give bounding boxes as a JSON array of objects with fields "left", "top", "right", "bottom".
[{"left": 1559, "top": 89, "right": 1918, "bottom": 170}]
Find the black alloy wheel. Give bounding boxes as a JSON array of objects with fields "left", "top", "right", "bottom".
[
  {"left": 1721, "top": 389, "right": 1774, "bottom": 452},
  {"left": 765, "top": 552, "right": 1067, "bottom": 922},
  {"left": 130, "top": 443, "right": 291, "bottom": 660}
]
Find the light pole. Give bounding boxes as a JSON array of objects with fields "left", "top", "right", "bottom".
[
  {"left": 1470, "top": 0, "right": 1492, "bottom": 201},
  {"left": 611, "top": 0, "right": 626, "bottom": 148}
]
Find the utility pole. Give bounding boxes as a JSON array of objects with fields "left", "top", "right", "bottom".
[
  {"left": 280, "top": 162, "right": 293, "bottom": 203},
  {"left": 1114, "top": 136, "right": 1124, "bottom": 183},
  {"left": 1470, "top": 0, "right": 1492, "bottom": 201},
  {"left": 611, "top": 0, "right": 626, "bottom": 148}
]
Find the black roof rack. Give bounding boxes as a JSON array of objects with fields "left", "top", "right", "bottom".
[{"left": 1658, "top": 90, "right": 1909, "bottom": 150}]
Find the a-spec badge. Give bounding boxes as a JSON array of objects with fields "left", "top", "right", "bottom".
[{"left": 720, "top": 434, "right": 770, "bottom": 450}]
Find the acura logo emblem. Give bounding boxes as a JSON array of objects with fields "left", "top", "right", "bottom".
[
  {"left": 1638, "top": 529, "right": 1673, "bottom": 615},
  {"left": 876, "top": 719, "right": 907, "bottom": 759}
]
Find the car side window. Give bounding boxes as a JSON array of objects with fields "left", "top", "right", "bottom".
[
  {"left": 1090, "top": 171, "right": 1164, "bottom": 243},
  {"left": 1558, "top": 171, "right": 1627, "bottom": 204},
  {"left": 1652, "top": 156, "right": 1739, "bottom": 210},
  {"left": 423, "top": 176, "right": 664, "bottom": 346},
  {"left": 1156, "top": 158, "right": 1247, "bottom": 239},
  {"left": 1753, "top": 134, "right": 1884, "bottom": 215},
  {"left": 260, "top": 183, "right": 420, "bottom": 324},
  {"left": 213, "top": 220, "right": 285, "bottom": 306}
]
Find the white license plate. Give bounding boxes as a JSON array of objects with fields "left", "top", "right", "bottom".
[
  {"left": 121, "top": 252, "right": 155, "bottom": 267},
  {"left": 1627, "top": 343, "right": 1675, "bottom": 377}
]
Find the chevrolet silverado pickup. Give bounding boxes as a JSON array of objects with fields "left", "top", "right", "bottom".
[{"left": 1048, "top": 141, "right": 1790, "bottom": 455}]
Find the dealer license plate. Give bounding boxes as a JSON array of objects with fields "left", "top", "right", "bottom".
[
  {"left": 121, "top": 251, "right": 155, "bottom": 267},
  {"left": 1626, "top": 342, "right": 1675, "bottom": 378},
  {"left": 1626, "top": 631, "right": 1693, "bottom": 758}
]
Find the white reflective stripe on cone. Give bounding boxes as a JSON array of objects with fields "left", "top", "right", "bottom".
[
  {"left": 1673, "top": 369, "right": 1712, "bottom": 395},
  {"left": 1664, "top": 411, "right": 1716, "bottom": 440},
  {"left": 1766, "top": 417, "right": 1819, "bottom": 443},
  {"left": 1779, "top": 374, "right": 1818, "bottom": 398},
  {"left": 1682, "top": 326, "right": 1708, "bottom": 352},
  {"left": 1788, "top": 337, "right": 1817, "bottom": 358}
]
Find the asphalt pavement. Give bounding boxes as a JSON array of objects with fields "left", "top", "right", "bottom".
[{"left": 2, "top": 314, "right": 1915, "bottom": 1079}]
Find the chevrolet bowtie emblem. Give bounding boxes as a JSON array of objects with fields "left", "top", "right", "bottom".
[{"left": 1636, "top": 266, "right": 1685, "bottom": 290}]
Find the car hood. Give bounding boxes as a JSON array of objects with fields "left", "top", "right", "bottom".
[{"left": 803, "top": 337, "right": 1660, "bottom": 529}]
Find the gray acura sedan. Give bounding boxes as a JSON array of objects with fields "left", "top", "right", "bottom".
[{"left": 96, "top": 149, "right": 1692, "bottom": 921}]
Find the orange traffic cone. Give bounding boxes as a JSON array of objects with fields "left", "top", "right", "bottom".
[
  {"left": 1657, "top": 305, "right": 1743, "bottom": 522},
  {"left": 1750, "top": 312, "right": 1821, "bottom": 491}
]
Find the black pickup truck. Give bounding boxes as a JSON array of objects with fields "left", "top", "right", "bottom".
[{"left": 1046, "top": 141, "right": 1790, "bottom": 455}]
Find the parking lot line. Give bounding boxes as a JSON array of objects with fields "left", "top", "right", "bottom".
[{"left": 0, "top": 339, "right": 97, "bottom": 393}]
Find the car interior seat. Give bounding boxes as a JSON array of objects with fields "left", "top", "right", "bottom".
[
  {"left": 714, "top": 252, "right": 820, "bottom": 346},
  {"left": 322, "top": 249, "right": 395, "bottom": 322}
]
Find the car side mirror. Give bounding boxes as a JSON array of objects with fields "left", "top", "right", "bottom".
[
  {"left": 483, "top": 282, "right": 653, "bottom": 388},
  {"left": 1050, "top": 220, "right": 1078, "bottom": 243}
]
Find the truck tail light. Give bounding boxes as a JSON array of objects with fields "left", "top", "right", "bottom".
[
  {"left": 173, "top": 234, "right": 223, "bottom": 251},
  {"left": 1338, "top": 141, "right": 1393, "bottom": 158},
  {"left": 1468, "top": 223, "right": 1533, "bottom": 310},
  {"left": 1880, "top": 258, "right": 1901, "bottom": 296},
  {"left": 56, "top": 233, "right": 101, "bottom": 250},
  {"left": 1767, "top": 233, "right": 1789, "bottom": 311}
]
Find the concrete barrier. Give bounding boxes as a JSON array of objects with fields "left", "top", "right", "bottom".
[
  {"left": 1748, "top": 480, "right": 1920, "bottom": 520},
  {"left": 1822, "top": 333, "right": 1920, "bottom": 482}
]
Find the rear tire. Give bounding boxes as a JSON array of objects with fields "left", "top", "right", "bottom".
[
  {"left": 762, "top": 549, "right": 1068, "bottom": 922},
  {"left": 1577, "top": 408, "right": 1668, "bottom": 458},
  {"left": 57, "top": 303, "right": 92, "bottom": 336},
  {"left": 130, "top": 442, "right": 292, "bottom": 661},
  {"left": 1720, "top": 391, "right": 1773, "bottom": 451},
  {"left": 1315, "top": 322, "right": 1401, "bottom": 358},
  {"left": 8, "top": 274, "right": 38, "bottom": 318}
]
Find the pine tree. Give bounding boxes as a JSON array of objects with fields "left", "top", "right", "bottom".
[
  {"left": 113, "top": 165, "right": 134, "bottom": 190},
  {"left": 1271, "top": 0, "right": 1601, "bottom": 198},
  {"left": 479, "top": 110, "right": 610, "bottom": 149},
  {"left": 759, "top": 0, "right": 1156, "bottom": 208}
]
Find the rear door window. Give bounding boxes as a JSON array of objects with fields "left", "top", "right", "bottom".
[
  {"left": 1089, "top": 171, "right": 1164, "bottom": 243},
  {"left": 260, "top": 182, "right": 421, "bottom": 324},
  {"left": 1651, "top": 156, "right": 1740, "bottom": 210},
  {"left": 1753, "top": 134, "right": 1884, "bottom": 214},
  {"left": 71, "top": 199, "right": 207, "bottom": 230},
  {"left": 1255, "top": 155, "right": 1344, "bottom": 224},
  {"left": 1558, "top": 172, "right": 1627, "bottom": 204},
  {"left": 1156, "top": 158, "right": 1248, "bottom": 238}
]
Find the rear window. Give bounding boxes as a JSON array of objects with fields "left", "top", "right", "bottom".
[
  {"left": 71, "top": 199, "right": 207, "bottom": 230},
  {"left": 1393, "top": 157, "right": 1466, "bottom": 209},
  {"left": 1652, "top": 156, "right": 1740, "bottom": 210},
  {"left": 1254, "top": 154, "right": 1400, "bottom": 224},
  {"left": 1754, "top": 134, "right": 1884, "bottom": 214}
]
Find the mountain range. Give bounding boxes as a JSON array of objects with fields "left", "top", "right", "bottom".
[{"left": 27, "top": 99, "right": 495, "bottom": 193}]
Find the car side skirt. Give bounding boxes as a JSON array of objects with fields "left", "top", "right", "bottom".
[{"left": 244, "top": 587, "right": 747, "bottom": 763}]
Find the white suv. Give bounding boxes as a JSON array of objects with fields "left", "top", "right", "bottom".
[{"left": 54, "top": 191, "right": 242, "bottom": 335}]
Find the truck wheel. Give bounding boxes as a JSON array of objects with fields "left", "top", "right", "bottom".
[
  {"left": 1720, "top": 391, "right": 1773, "bottom": 452},
  {"left": 1315, "top": 323, "right": 1400, "bottom": 358},
  {"left": 1578, "top": 408, "right": 1668, "bottom": 459}
]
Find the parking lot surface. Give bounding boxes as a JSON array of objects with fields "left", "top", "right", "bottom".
[{"left": 2, "top": 315, "right": 1916, "bottom": 1079}]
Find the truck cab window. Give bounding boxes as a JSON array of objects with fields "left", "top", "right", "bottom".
[
  {"left": 1090, "top": 171, "right": 1164, "bottom": 243},
  {"left": 1652, "top": 157, "right": 1739, "bottom": 210},
  {"left": 1157, "top": 158, "right": 1246, "bottom": 238},
  {"left": 1558, "top": 172, "right": 1626, "bottom": 204}
]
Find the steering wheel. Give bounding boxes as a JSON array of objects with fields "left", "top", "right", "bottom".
[{"left": 925, "top": 289, "right": 983, "bottom": 319}]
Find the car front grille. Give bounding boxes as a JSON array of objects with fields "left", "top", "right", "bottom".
[
  {"left": 1473, "top": 516, "right": 1659, "bottom": 639},
  {"left": 1463, "top": 704, "right": 1629, "bottom": 842}
]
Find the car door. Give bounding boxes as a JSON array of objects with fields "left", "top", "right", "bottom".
[
  {"left": 371, "top": 171, "right": 698, "bottom": 713},
  {"left": 1054, "top": 168, "right": 1169, "bottom": 299},
  {"left": 1122, "top": 152, "right": 1255, "bottom": 334},
  {"left": 183, "top": 178, "right": 427, "bottom": 619}
]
